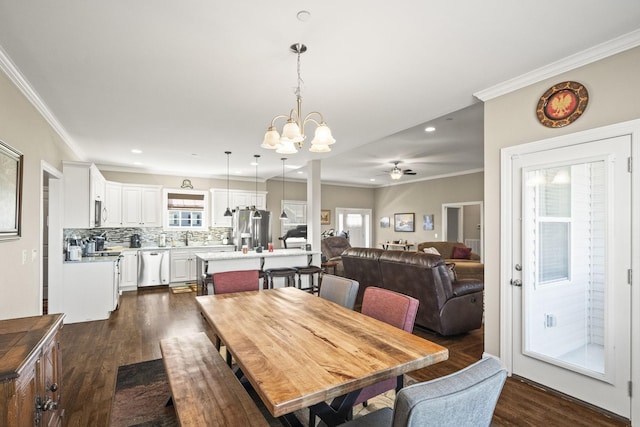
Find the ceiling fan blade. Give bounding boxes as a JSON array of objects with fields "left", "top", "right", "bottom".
[{"left": 404, "top": 171, "right": 417, "bottom": 175}]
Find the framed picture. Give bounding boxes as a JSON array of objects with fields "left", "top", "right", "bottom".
[
  {"left": 423, "top": 214, "right": 434, "bottom": 230},
  {"left": 380, "top": 216, "right": 390, "bottom": 228},
  {"left": 0, "top": 141, "right": 23, "bottom": 240},
  {"left": 320, "top": 209, "right": 331, "bottom": 225},
  {"left": 394, "top": 213, "right": 414, "bottom": 232}
]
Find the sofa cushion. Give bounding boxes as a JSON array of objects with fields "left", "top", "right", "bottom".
[
  {"left": 445, "top": 263, "right": 457, "bottom": 282},
  {"left": 452, "top": 246, "right": 472, "bottom": 259},
  {"left": 422, "top": 247, "right": 441, "bottom": 255}
]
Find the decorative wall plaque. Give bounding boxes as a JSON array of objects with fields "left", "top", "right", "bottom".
[{"left": 536, "top": 81, "right": 588, "bottom": 128}]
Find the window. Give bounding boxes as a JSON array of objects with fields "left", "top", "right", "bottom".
[
  {"left": 281, "top": 200, "right": 306, "bottom": 234},
  {"left": 163, "top": 189, "right": 208, "bottom": 230}
]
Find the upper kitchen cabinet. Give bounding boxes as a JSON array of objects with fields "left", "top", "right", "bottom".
[
  {"left": 210, "top": 188, "right": 267, "bottom": 227},
  {"left": 62, "top": 162, "right": 106, "bottom": 228},
  {"left": 121, "top": 184, "right": 162, "bottom": 227},
  {"left": 103, "top": 181, "right": 122, "bottom": 227}
]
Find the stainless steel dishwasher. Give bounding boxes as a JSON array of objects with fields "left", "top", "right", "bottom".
[{"left": 137, "top": 249, "right": 170, "bottom": 287}]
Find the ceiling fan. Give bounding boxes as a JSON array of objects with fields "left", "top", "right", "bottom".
[{"left": 387, "top": 161, "right": 417, "bottom": 180}]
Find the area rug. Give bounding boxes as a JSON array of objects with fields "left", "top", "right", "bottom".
[
  {"left": 110, "top": 358, "right": 407, "bottom": 427},
  {"left": 109, "top": 359, "right": 177, "bottom": 427},
  {"left": 169, "top": 286, "right": 192, "bottom": 294}
]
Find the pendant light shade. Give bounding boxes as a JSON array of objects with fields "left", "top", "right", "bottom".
[
  {"left": 252, "top": 155, "right": 262, "bottom": 220},
  {"left": 223, "top": 151, "right": 232, "bottom": 217},
  {"left": 280, "top": 157, "right": 288, "bottom": 220}
]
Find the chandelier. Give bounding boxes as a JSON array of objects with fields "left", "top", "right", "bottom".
[{"left": 261, "top": 43, "right": 335, "bottom": 154}]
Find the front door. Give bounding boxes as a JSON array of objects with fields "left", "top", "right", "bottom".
[
  {"left": 511, "top": 135, "right": 631, "bottom": 417},
  {"left": 335, "top": 208, "right": 371, "bottom": 247}
]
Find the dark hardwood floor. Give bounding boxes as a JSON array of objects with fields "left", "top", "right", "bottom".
[{"left": 60, "top": 288, "right": 629, "bottom": 426}]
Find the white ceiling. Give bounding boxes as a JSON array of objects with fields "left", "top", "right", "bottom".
[{"left": 1, "top": 1, "right": 639, "bottom": 186}]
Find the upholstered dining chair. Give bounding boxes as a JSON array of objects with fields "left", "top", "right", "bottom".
[
  {"left": 309, "top": 286, "right": 418, "bottom": 427},
  {"left": 210, "top": 269, "right": 260, "bottom": 365},
  {"left": 339, "top": 356, "right": 507, "bottom": 427},
  {"left": 352, "top": 287, "right": 419, "bottom": 405},
  {"left": 211, "top": 269, "right": 260, "bottom": 295},
  {"left": 318, "top": 274, "right": 359, "bottom": 310}
]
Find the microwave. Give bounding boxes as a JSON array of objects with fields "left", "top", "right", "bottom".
[{"left": 95, "top": 200, "right": 102, "bottom": 227}]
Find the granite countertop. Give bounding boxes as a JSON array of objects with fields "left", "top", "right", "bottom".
[{"left": 194, "top": 248, "right": 319, "bottom": 261}]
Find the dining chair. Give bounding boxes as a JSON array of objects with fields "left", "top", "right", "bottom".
[
  {"left": 352, "top": 287, "right": 419, "bottom": 406},
  {"left": 339, "top": 356, "right": 507, "bottom": 427},
  {"left": 211, "top": 269, "right": 260, "bottom": 365},
  {"left": 309, "top": 286, "right": 418, "bottom": 427},
  {"left": 317, "top": 274, "right": 359, "bottom": 310},
  {"left": 212, "top": 269, "right": 260, "bottom": 294}
]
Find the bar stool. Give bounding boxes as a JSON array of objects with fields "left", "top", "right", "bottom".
[
  {"left": 294, "top": 265, "right": 322, "bottom": 294},
  {"left": 264, "top": 268, "right": 297, "bottom": 289},
  {"left": 259, "top": 270, "right": 267, "bottom": 289}
]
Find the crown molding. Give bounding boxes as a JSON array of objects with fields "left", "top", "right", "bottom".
[
  {"left": 475, "top": 29, "right": 640, "bottom": 101},
  {"left": 0, "top": 45, "right": 85, "bottom": 159}
]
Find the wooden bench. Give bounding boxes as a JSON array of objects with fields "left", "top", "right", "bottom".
[{"left": 159, "top": 332, "right": 269, "bottom": 427}]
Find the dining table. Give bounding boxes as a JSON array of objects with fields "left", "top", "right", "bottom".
[{"left": 196, "top": 287, "right": 448, "bottom": 426}]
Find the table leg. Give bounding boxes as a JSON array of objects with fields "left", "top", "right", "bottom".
[{"left": 308, "top": 390, "right": 361, "bottom": 427}]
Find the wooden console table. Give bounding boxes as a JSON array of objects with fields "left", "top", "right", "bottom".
[{"left": 0, "top": 314, "right": 65, "bottom": 427}]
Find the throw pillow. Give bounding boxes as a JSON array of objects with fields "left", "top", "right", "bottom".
[
  {"left": 452, "top": 246, "right": 472, "bottom": 259},
  {"left": 445, "top": 263, "right": 457, "bottom": 282},
  {"left": 423, "top": 247, "right": 440, "bottom": 255}
]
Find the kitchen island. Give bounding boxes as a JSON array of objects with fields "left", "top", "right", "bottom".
[{"left": 195, "top": 249, "right": 320, "bottom": 293}]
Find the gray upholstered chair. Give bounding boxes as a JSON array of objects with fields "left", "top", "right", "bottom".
[
  {"left": 340, "top": 356, "right": 507, "bottom": 427},
  {"left": 318, "top": 274, "right": 359, "bottom": 310}
]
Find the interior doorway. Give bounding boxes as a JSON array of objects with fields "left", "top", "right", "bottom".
[
  {"left": 41, "top": 162, "right": 63, "bottom": 315},
  {"left": 441, "top": 202, "right": 483, "bottom": 259}
]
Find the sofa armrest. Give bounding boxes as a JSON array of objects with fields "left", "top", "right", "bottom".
[{"left": 451, "top": 279, "right": 483, "bottom": 297}]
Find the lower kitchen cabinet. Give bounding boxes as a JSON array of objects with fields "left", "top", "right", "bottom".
[
  {"left": 170, "top": 249, "right": 196, "bottom": 283},
  {"left": 119, "top": 250, "right": 138, "bottom": 291},
  {"left": 0, "top": 314, "right": 64, "bottom": 427}
]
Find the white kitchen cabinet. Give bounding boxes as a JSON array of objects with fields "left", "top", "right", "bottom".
[
  {"left": 62, "top": 260, "right": 116, "bottom": 323},
  {"left": 121, "top": 184, "right": 162, "bottom": 227},
  {"left": 210, "top": 189, "right": 267, "bottom": 227},
  {"left": 120, "top": 250, "right": 138, "bottom": 291},
  {"left": 103, "top": 181, "right": 122, "bottom": 227},
  {"left": 62, "top": 161, "right": 106, "bottom": 228},
  {"left": 170, "top": 249, "right": 197, "bottom": 283}
]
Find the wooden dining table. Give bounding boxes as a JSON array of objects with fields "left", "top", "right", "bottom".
[{"left": 196, "top": 287, "right": 448, "bottom": 426}]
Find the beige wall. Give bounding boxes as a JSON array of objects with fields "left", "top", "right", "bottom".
[
  {"left": 265, "top": 180, "right": 376, "bottom": 241},
  {"left": 483, "top": 46, "right": 640, "bottom": 354},
  {"left": 0, "top": 71, "right": 78, "bottom": 320},
  {"left": 374, "top": 172, "right": 484, "bottom": 245}
]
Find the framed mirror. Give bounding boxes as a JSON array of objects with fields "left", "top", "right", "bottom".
[{"left": 0, "top": 141, "right": 23, "bottom": 240}]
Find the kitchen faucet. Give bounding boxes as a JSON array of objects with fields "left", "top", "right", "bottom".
[{"left": 185, "top": 231, "right": 192, "bottom": 246}]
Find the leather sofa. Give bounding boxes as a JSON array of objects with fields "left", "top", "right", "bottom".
[
  {"left": 341, "top": 247, "right": 484, "bottom": 336},
  {"left": 320, "top": 236, "right": 352, "bottom": 276},
  {"left": 416, "top": 241, "right": 484, "bottom": 282}
]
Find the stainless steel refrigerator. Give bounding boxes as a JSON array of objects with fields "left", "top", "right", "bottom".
[{"left": 232, "top": 209, "right": 271, "bottom": 251}]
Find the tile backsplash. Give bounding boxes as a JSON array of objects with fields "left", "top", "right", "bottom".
[{"left": 64, "top": 227, "right": 233, "bottom": 248}]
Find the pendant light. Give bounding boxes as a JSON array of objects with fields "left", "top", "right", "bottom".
[
  {"left": 223, "top": 151, "right": 232, "bottom": 217},
  {"left": 279, "top": 157, "right": 288, "bottom": 220},
  {"left": 252, "top": 155, "right": 262, "bottom": 220}
]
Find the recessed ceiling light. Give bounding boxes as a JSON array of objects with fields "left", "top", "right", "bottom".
[
  {"left": 370, "top": 178, "right": 376, "bottom": 182},
  {"left": 131, "top": 149, "right": 142, "bottom": 154},
  {"left": 425, "top": 126, "right": 436, "bottom": 132},
  {"left": 297, "top": 10, "right": 311, "bottom": 21},
  {"left": 297, "top": 171, "right": 303, "bottom": 174},
  {"left": 133, "top": 161, "right": 142, "bottom": 166}
]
